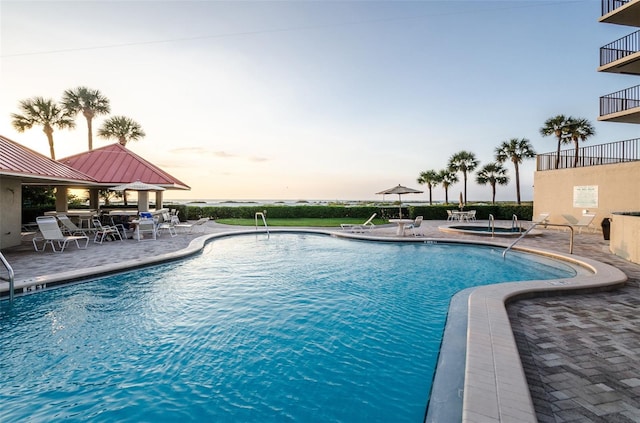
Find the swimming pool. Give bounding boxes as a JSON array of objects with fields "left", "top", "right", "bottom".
[{"left": 0, "top": 233, "right": 576, "bottom": 422}]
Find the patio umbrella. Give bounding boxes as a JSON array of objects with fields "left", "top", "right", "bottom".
[
  {"left": 376, "top": 184, "right": 423, "bottom": 218},
  {"left": 109, "top": 181, "right": 166, "bottom": 192},
  {"left": 109, "top": 180, "right": 165, "bottom": 212}
]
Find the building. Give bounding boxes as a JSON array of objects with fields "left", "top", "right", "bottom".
[{"left": 533, "top": 0, "right": 640, "bottom": 263}]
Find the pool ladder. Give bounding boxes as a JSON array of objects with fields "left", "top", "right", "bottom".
[
  {"left": 488, "top": 214, "right": 495, "bottom": 237},
  {"left": 255, "top": 211, "right": 269, "bottom": 236},
  {"left": 0, "top": 251, "right": 15, "bottom": 301}
]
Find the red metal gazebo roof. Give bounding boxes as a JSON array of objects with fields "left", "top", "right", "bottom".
[
  {"left": 0, "top": 135, "right": 95, "bottom": 184},
  {"left": 58, "top": 143, "right": 190, "bottom": 190}
]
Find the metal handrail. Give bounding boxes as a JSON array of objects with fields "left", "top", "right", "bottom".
[
  {"left": 511, "top": 214, "right": 519, "bottom": 230},
  {"left": 503, "top": 223, "right": 574, "bottom": 258},
  {"left": 0, "top": 251, "right": 15, "bottom": 301},
  {"left": 255, "top": 211, "right": 269, "bottom": 236},
  {"left": 488, "top": 214, "right": 495, "bottom": 238}
]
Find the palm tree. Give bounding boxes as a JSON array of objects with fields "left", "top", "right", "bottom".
[
  {"left": 539, "top": 114, "right": 571, "bottom": 169},
  {"left": 448, "top": 150, "right": 479, "bottom": 204},
  {"left": 476, "top": 162, "right": 509, "bottom": 204},
  {"left": 62, "top": 86, "right": 111, "bottom": 151},
  {"left": 495, "top": 138, "right": 536, "bottom": 205},
  {"left": 565, "top": 117, "right": 596, "bottom": 168},
  {"left": 97, "top": 116, "right": 146, "bottom": 146},
  {"left": 11, "top": 97, "right": 76, "bottom": 160},
  {"left": 438, "top": 168, "right": 458, "bottom": 205},
  {"left": 417, "top": 170, "right": 440, "bottom": 205}
]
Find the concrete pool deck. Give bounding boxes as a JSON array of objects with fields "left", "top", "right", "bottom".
[{"left": 2, "top": 219, "right": 639, "bottom": 422}]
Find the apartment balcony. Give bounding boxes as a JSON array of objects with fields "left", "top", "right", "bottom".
[
  {"left": 599, "top": 85, "right": 640, "bottom": 122},
  {"left": 600, "top": 30, "right": 640, "bottom": 74},
  {"left": 536, "top": 138, "right": 640, "bottom": 171},
  {"left": 600, "top": 0, "right": 640, "bottom": 27}
]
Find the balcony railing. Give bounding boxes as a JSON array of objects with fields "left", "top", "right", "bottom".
[
  {"left": 537, "top": 138, "right": 640, "bottom": 171},
  {"left": 600, "top": 30, "right": 640, "bottom": 66},
  {"left": 600, "top": 85, "right": 640, "bottom": 116},
  {"left": 602, "top": 0, "right": 632, "bottom": 15}
]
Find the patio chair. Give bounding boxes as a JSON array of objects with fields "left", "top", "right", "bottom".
[
  {"left": 405, "top": 216, "right": 423, "bottom": 236},
  {"left": 175, "top": 217, "right": 209, "bottom": 233},
  {"left": 446, "top": 210, "right": 455, "bottom": 221},
  {"left": 32, "top": 216, "right": 89, "bottom": 252},
  {"left": 92, "top": 218, "right": 124, "bottom": 244},
  {"left": 340, "top": 213, "right": 376, "bottom": 232},
  {"left": 157, "top": 212, "right": 177, "bottom": 237},
  {"left": 135, "top": 218, "right": 157, "bottom": 241}
]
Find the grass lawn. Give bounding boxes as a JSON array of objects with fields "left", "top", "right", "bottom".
[{"left": 215, "top": 218, "right": 387, "bottom": 227}]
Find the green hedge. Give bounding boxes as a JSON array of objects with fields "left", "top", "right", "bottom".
[{"left": 182, "top": 204, "right": 534, "bottom": 221}]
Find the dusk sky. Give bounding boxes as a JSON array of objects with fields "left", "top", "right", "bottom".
[{"left": 1, "top": 1, "right": 638, "bottom": 201}]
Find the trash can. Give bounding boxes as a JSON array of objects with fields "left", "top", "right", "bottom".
[{"left": 601, "top": 218, "right": 611, "bottom": 241}]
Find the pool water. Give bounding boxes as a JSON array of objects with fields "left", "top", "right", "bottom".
[{"left": 0, "top": 234, "right": 576, "bottom": 422}]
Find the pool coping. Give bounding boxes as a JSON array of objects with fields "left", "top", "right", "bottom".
[{"left": 5, "top": 228, "right": 628, "bottom": 423}]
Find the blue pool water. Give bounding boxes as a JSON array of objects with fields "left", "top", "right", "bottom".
[{"left": 0, "top": 234, "right": 576, "bottom": 422}]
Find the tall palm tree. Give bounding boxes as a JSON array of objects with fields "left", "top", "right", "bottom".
[
  {"left": 438, "top": 168, "right": 458, "bottom": 205},
  {"left": 97, "top": 116, "right": 146, "bottom": 146},
  {"left": 476, "top": 162, "right": 509, "bottom": 204},
  {"left": 448, "top": 150, "right": 479, "bottom": 204},
  {"left": 495, "top": 137, "right": 536, "bottom": 205},
  {"left": 62, "top": 86, "right": 111, "bottom": 151},
  {"left": 565, "top": 117, "right": 596, "bottom": 168},
  {"left": 539, "top": 114, "right": 571, "bottom": 169},
  {"left": 11, "top": 97, "right": 76, "bottom": 160},
  {"left": 417, "top": 169, "right": 440, "bottom": 205}
]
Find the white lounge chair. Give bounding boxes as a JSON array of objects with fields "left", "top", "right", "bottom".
[
  {"left": 57, "top": 214, "right": 93, "bottom": 236},
  {"left": 532, "top": 213, "right": 550, "bottom": 228},
  {"left": 32, "top": 216, "right": 89, "bottom": 252},
  {"left": 562, "top": 213, "right": 596, "bottom": 233},
  {"left": 405, "top": 216, "right": 424, "bottom": 236},
  {"left": 340, "top": 213, "right": 376, "bottom": 232},
  {"left": 175, "top": 217, "right": 209, "bottom": 233}
]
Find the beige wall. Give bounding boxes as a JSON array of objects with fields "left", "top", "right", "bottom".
[
  {"left": 610, "top": 213, "right": 640, "bottom": 264},
  {"left": 0, "top": 176, "right": 23, "bottom": 249},
  {"left": 533, "top": 161, "right": 640, "bottom": 230}
]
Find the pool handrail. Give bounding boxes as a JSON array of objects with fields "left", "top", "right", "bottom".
[
  {"left": 0, "top": 251, "right": 15, "bottom": 301},
  {"left": 503, "top": 222, "right": 575, "bottom": 258},
  {"left": 488, "top": 214, "right": 495, "bottom": 237},
  {"left": 255, "top": 211, "right": 269, "bottom": 235}
]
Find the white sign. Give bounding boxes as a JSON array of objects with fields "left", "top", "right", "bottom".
[{"left": 573, "top": 185, "right": 598, "bottom": 208}]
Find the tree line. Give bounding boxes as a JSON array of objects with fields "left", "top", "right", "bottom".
[
  {"left": 417, "top": 115, "right": 596, "bottom": 205},
  {"left": 10, "top": 86, "right": 145, "bottom": 160}
]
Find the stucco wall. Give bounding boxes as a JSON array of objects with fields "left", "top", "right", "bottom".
[
  {"left": 533, "top": 161, "right": 640, "bottom": 231},
  {"left": 610, "top": 213, "right": 640, "bottom": 264},
  {"left": 0, "top": 177, "right": 23, "bottom": 249}
]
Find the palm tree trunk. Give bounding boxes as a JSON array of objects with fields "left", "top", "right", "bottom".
[
  {"left": 444, "top": 187, "right": 449, "bottom": 205},
  {"left": 85, "top": 116, "right": 93, "bottom": 151},
  {"left": 514, "top": 162, "right": 521, "bottom": 205},
  {"left": 43, "top": 124, "right": 55, "bottom": 160},
  {"left": 491, "top": 183, "right": 496, "bottom": 204},
  {"left": 574, "top": 140, "right": 579, "bottom": 167},
  {"left": 463, "top": 172, "right": 468, "bottom": 204},
  {"left": 428, "top": 187, "right": 433, "bottom": 205},
  {"left": 555, "top": 137, "right": 562, "bottom": 169}
]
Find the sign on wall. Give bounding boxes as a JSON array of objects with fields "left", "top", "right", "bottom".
[{"left": 573, "top": 185, "right": 598, "bottom": 208}]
